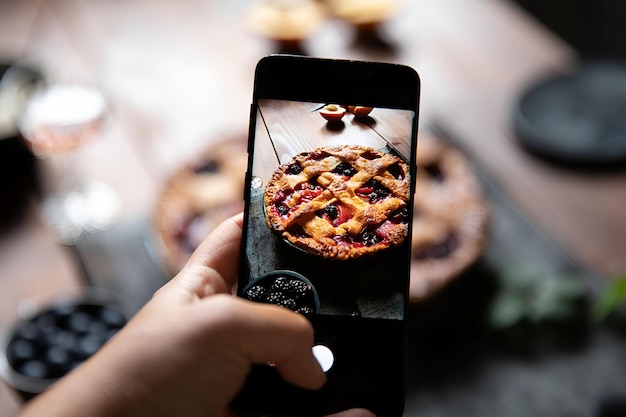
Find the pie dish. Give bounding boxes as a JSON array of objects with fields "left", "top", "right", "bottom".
[
  {"left": 264, "top": 145, "right": 410, "bottom": 260},
  {"left": 154, "top": 137, "right": 247, "bottom": 275},
  {"left": 242, "top": 270, "right": 320, "bottom": 315}
]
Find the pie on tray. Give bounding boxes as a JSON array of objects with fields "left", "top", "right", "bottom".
[{"left": 264, "top": 145, "right": 410, "bottom": 260}]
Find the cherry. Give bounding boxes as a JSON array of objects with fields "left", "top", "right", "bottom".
[{"left": 390, "top": 206, "right": 409, "bottom": 224}]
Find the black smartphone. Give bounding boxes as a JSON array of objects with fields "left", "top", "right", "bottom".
[{"left": 233, "top": 55, "right": 420, "bottom": 417}]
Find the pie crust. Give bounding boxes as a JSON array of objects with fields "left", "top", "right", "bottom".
[
  {"left": 410, "top": 134, "right": 490, "bottom": 301},
  {"left": 154, "top": 137, "right": 247, "bottom": 275},
  {"left": 264, "top": 145, "right": 410, "bottom": 260}
]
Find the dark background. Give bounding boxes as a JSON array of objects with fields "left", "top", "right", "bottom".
[{"left": 514, "top": 0, "right": 626, "bottom": 60}]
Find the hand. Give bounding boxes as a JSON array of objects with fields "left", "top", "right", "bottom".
[{"left": 18, "top": 214, "right": 375, "bottom": 417}]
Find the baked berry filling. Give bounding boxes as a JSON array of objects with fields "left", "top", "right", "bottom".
[
  {"left": 413, "top": 233, "right": 460, "bottom": 259},
  {"left": 387, "top": 163, "right": 405, "bottom": 180},
  {"left": 174, "top": 213, "right": 206, "bottom": 253},
  {"left": 331, "top": 225, "right": 389, "bottom": 248},
  {"left": 287, "top": 162, "right": 303, "bottom": 175},
  {"left": 356, "top": 179, "right": 391, "bottom": 203},
  {"left": 287, "top": 223, "right": 308, "bottom": 238},
  {"left": 358, "top": 227, "right": 384, "bottom": 247},
  {"left": 270, "top": 189, "right": 293, "bottom": 218},
  {"left": 422, "top": 163, "right": 445, "bottom": 182},
  {"left": 319, "top": 203, "right": 353, "bottom": 226},
  {"left": 294, "top": 181, "right": 323, "bottom": 200},
  {"left": 332, "top": 162, "right": 357, "bottom": 178},
  {"left": 193, "top": 159, "right": 220, "bottom": 174},
  {"left": 271, "top": 182, "right": 323, "bottom": 218},
  {"left": 389, "top": 205, "right": 409, "bottom": 224},
  {"left": 307, "top": 150, "right": 331, "bottom": 161},
  {"left": 361, "top": 150, "right": 380, "bottom": 160}
]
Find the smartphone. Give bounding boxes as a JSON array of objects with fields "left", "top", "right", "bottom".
[{"left": 233, "top": 55, "right": 420, "bottom": 417}]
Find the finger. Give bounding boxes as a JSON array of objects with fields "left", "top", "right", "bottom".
[
  {"left": 210, "top": 296, "right": 327, "bottom": 390},
  {"left": 162, "top": 213, "right": 244, "bottom": 301}
]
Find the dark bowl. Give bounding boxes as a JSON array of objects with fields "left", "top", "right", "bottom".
[
  {"left": 0, "top": 288, "right": 132, "bottom": 400},
  {"left": 242, "top": 270, "right": 320, "bottom": 315}
]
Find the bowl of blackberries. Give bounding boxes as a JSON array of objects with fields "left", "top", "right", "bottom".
[
  {"left": 0, "top": 289, "right": 130, "bottom": 399},
  {"left": 242, "top": 270, "right": 320, "bottom": 315}
]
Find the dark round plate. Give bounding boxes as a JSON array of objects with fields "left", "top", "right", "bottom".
[
  {"left": 513, "top": 61, "right": 626, "bottom": 166},
  {"left": 0, "top": 289, "right": 132, "bottom": 399}
]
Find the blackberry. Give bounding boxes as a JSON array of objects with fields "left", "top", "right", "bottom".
[
  {"left": 361, "top": 229, "right": 382, "bottom": 246},
  {"left": 271, "top": 276, "right": 291, "bottom": 292},
  {"left": 287, "top": 279, "right": 309, "bottom": 298},
  {"left": 323, "top": 204, "right": 338, "bottom": 220},
  {"left": 275, "top": 203, "right": 289, "bottom": 216},
  {"left": 296, "top": 306, "right": 315, "bottom": 315},
  {"left": 266, "top": 292, "right": 287, "bottom": 306},
  {"left": 245, "top": 285, "right": 267, "bottom": 302},
  {"left": 332, "top": 162, "right": 357, "bottom": 177},
  {"left": 368, "top": 181, "right": 390, "bottom": 203},
  {"left": 287, "top": 163, "right": 303, "bottom": 175},
  {"left": 277, "top": 298, "right": 298, "bottom": 310}
]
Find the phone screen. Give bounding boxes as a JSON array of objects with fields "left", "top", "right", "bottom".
[{"left": 234, "top": 56, "right": 419, "bottom": 417}]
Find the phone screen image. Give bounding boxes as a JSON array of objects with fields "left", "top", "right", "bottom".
[{"left": 234, "top": 56, "right": 419, "bottom": 417}]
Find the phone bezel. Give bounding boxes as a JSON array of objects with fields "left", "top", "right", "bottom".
[
  {"left": 235, "top": 55, "right": 421, "bottom": 417},
  {"left": 254, "top": 55, "right": 420, "bottom": 110}
]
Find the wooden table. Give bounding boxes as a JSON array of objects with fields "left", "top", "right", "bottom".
[
  {"left": 254, "top": 99, "right": 414, "bottom": 179},
  {"left": 1, "top": 0, "right": 626, "bottom": 413}
]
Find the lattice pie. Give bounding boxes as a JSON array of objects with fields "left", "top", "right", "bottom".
[{"left": 264, "top": 145, "right": 410, "bottom": 260}]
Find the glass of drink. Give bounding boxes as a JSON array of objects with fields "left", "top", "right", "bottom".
[{"left": 19, "top": 84, "right": 120, "bottom": 242}]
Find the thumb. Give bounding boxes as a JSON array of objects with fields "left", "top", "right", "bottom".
[{"left": 220, "top": 297, "right": 326, "bottom": 390}]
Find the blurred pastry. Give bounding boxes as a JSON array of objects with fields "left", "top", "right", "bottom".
[
  {"left": 246, "top": 0, "right": 327, "bottom": 53},
  {"left": 324, "top": 0, "right": 399, "bottom": 27},
  {"left": 324, "top": 0, "right": 400, "bottom": 46},
  {"left": 410, "top": 134, "right": 490, "bottom": 302},
  {"left": 154, "top": 136, "right": 247, "bottom": 276}
]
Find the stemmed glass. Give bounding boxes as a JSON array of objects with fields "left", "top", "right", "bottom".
[{"left": 18, "top": 83, "right": 120, "bottom": 243}]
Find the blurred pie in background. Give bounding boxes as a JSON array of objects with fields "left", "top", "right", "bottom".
[
  {"left": 154, "top": 136, "right": 247, "bottom": 276},
  {"left": 410, "top": 134, "right": 490, "bottom": 302}
]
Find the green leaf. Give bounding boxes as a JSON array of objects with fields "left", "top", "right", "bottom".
[{"left": 593, "top": 274, "right": 626, "bottom": 322}]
